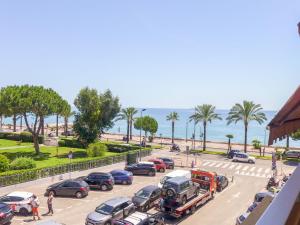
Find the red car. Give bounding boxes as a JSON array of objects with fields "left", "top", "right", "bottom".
[{"left": 148, "top": 159, "right": 166, "bottom": 172}]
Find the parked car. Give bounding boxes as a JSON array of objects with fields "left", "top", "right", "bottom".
[
  {"left": 86, "top": 197, "right": 135, "bottom": 225},
  {"left": 227, "top": 150, "right": 240, "bottom": 159},
  {"left": 232, "top": 153, "right": 255, "bottom": 164},
  {"left": 236, "top": 212, "right": 250, "bottom": 225},
  {"left": 158, "top": 170, "right": 191, "bottom": 188},
  {"left": 216, "top": 175, "right": 229, "bottom": 192},
  {"left": 148, "top": 159, "right": 166, "bottom": 172},
  {"left": 162, "top": 177, "right": 200, "bottom": 206},
  {"left": 82, "top": 172, "right": 114, "bottom": 191},
  {"left": 110, "top": 170, "right": 133, "bottom": 185},
  {"left": 112, "top": 212, "right": 165, "bottom": 225},
  {"left": 0, "top": 203, "right": 14, "bottom": 225},
  {"left": 132, "top": 185, "right": 161, "bottom": 212},
  {"left": 283, "top": 150, "right": 300, "bottom": 159},
  {"left": 247, "top": 202, "right": 260, "bottom": 213},
  {"left": 45, "top": 179, "right": 89, "bottom": 198},
  {"left": 0, "top": 191, "right": 35, "bottom": 216},
  {"left": 158, "top": 157, "right": 174, "bottom": 169},
  {"left": 125, "top": 162, "right": 156, "bottom": 176}
]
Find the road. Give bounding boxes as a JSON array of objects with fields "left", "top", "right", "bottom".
[{"left": 1, "top": 149, "right": 296, "bottom": 225}]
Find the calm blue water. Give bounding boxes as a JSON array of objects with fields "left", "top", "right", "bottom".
[{"left": 3, "top": 108, "right": 299, "bottom": 147}]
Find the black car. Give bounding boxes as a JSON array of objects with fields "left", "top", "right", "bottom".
[
  {"left": 158, "top": 157, "right": 174, "bottom": 169},
  {"left": 0, "top": 203, "right": 14, "bottom": 225},
  {"left": 228, "top": 150, "right": 240, "bottom": 159},
  {"left": 45, "top": 179, "right": 89, "bottom": 198},
  {"left": 125, "top": 162, "right": 156, "bottom": 176},
  {"left": 113, "top": 212, "right": 165, "bottom": 225},
  {"left": 216, "top": 175, "right": 229, "bottom": 192},
  {"left": 132, "top": 185, "right": 161, "bottom": 212},
  {"left": 83, "top": 172, "right": 114, "bottom": 191}
]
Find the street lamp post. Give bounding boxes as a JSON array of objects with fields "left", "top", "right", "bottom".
[
  {"left": 185, "top": 120, "right": 189, "bottom": 143},
  {"left": 263, "top": 126, "right": 269, "bottom": 157},
  {"left": 160, "top": 133, "right": 162, "bottom": 148},
  {"left": 139, "top": 109, "right": 146, "bottom": 161}
]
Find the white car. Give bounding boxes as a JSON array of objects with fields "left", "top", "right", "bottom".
[
  {"left": 236, "top": 212, "right": 250, "bottom": 225},
  {"left": 158, "top": 170, "right": 191, "bottom": 188},
  {"left": 232, "top": 153, "right": 255, "bottom": 164},
  {"left": 0, "top": 191, "right": 35, "bottom": 215}
]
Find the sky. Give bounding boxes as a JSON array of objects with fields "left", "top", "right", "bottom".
[{"left": 0, "top": 1, "right": 299, "bottom": 110}]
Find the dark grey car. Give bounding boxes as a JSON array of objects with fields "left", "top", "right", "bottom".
[
  {"left": 162, "top": 177, "right": 200, "bottom": 206},
  {"left": 86, "top": 197, "right": 135, "bottom": 225},
  {"left": 132, "top": 185, "right": 161, "bottom": 212}
]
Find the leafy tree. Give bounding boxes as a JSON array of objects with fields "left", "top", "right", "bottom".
[
  {"left": 134, "top": 116, "right": 158, "bottom": 139},
  {"left": 73, "top": 87, "right": 120, "bottom": 145},
  {"left": 226, "top": 134, "right": 234, "bottom": 154},
  {"left": 190, "top": 104, "right": 221, "bottom": 151},
  {"left": 117, "top": 107, "right": 138, "bottom": 143},
  {"left": 227, "top": 101, "right": 267, "bottom": 153},
  {"left": 60, "top": 102, "right": 73, "bottom": 136},
  {"left": 291, "top": 129, "right": 300, "bottom": 141},
  {"left": 166, "top": 112, "right": 179, "bottom": 144},
  {"left": 252, "top": 139, "right": 262, "bottom": 149}
]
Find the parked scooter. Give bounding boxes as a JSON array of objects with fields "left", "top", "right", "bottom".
[{"left": 170, "top": 144, "right": 180, "bottom": 152}]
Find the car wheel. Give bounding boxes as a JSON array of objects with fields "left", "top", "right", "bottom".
[
  {"left": 181, "top": 196, "right": 187, "bottom": 205},
  {"left": 101, "top": 184, "right": 108, "bottom": 191},
  {"left": 19, "top": 208, "right": 29, "bottom": 216},
  {"left": 75, "top": 191, "right": 83, "bottom": 199},
  {"left": 48, "top": 190, "right": 56, "bottom": 197},
  {"left": 159, "top": 168, "right": 165, "bottom": 173},
  {"left": 148, "top": 171, "right": 155, "bottom": 176}
]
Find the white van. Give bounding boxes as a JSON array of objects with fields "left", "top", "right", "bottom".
[{"left": 158, "top": 170, "right": 191, "bottom": 188}]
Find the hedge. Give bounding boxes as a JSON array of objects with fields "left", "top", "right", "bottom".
[
  {"left": 0, "top": 132, "right": 44, "bottom": 144},
  {"left": 58, "top": 138, "right": 85, "bottom": 148}
]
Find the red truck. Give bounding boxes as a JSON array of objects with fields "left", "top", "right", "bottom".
[{"left": 160, "top": 169, "right": 217, "bottom": 218}]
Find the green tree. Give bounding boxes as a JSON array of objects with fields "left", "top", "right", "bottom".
[
  {"left": 227, "top": 101, "right": 267, "bottom": 153},
  {"left": 291, "top": 129, "right": 300, "bottom": 141},
  {"left": 73, "top": 87, "right": 120, "bottom": 145},
  {"left": 226, "top": 134, "right": 234, "bottom": 154},
  {"left": 59, "top": 100, "right": 72, "bottom": 136},
  {"left": 134, "top": 116, "right": 158, "bottom": 139},
  {"left": 117, "top": 107, "right": 138, "bottom": 143},
  {"left": 166, "top": 112, "right": 179, "bottom": 144},
  {"left": 190, "top": 104, "right": 221, "bottom": 151}
]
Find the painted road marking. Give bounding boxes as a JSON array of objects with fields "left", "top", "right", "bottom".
[
  {"left": 208, "top": 162, "right": 217, "bottom": 167},
  {"left": 242, "top": 166, "right": 249, "bottom": 171},
  {"left": 257, "top": 168, "right": 263, "bottom": 173},
  {"left": 229, "top": 164, "right": 235, "bottom": 169},
  {"left": 215, "top": 163, "right": 223, "bottom": 168},
  {"left": 235, "top": 165, "right": 241, "bottom": 170},
  {"left": 250, "top": 167, "right": 256, "bottom": 172},
  {"left": 202, "top": 161, "right": 211, "bottom": 166},
  {"left": 265, "top": 168, "right": 271, "bottom": 173},
  {"left": 222, "top": 163, "right": 230, "bottom": 168}
]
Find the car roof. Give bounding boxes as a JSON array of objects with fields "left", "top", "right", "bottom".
[
  {"left": 105, "top": 197, "right": 130, "bottom": 207},
  {"left": 165, "top": 170, "right": 190, "bottom": 178},
  {"left": 167, "top": 176, "right": 190, "bottom": 184},
  {"left": 89, "top": 172, "right": 111, "bottom": 175},
  {"left": 7, "top": 191, "right": 33, "bottom": 199},
  {"left": 139, "top": 161, "right": 154, "bottom": 165},
  {"left": 111, "top": 170, "right": 128, "bottom": 174},
  {"left": 124, "top": 212, "right": 149, "bottom": 225},
  {"left": 140, "top": 185, "right": 159, "bottom": 192}
]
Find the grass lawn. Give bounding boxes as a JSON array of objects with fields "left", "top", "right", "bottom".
[
  {"left": 0, "top": 139, "right": 33, "bottom": 148},
  {"left": 0, "top": 145, "right": 119, "bottom": 170}
]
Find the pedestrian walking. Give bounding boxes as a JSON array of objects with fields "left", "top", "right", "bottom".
[
  {"left": 30, "top": 195, "right": 41, "bottom": 221},
  {"left": 46, "top": 192, "right": 54, "bottom": 216}
]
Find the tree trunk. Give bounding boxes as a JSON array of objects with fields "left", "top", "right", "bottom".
[
  {"left": 56, "top": 114, "right": 59, "bottom": 136},
  {"left": 126, "top": 120, "right": 130, "bottom": 143},
  {"left": 244, "top": 125, "right": 248, "bottom": 153},
  {"left": 41, "top": 116, "right": 44, "bottom": 136},
  {"left": 0, "top": 115, "right": 2, "bottom": 130},
  {"left": 13, "top": 114, "right": 17, "bottom": 132},
  {"left": 64, "top": 116, "right": 68, "bottom": 135},
  {"left": 227, "top": 139, "right": 230, "bottom": 154},
  {"left": 33, "top": 134, "right": 40, "bottom": 154},
  {"left": 20, "top": 116, "right": 23, "bottom": 132},
  {"left": 286, "top": 136, "right": 290, "bottom": 150},
  {"left": 171, "top": 121, "right": 175, "bottom": 144},
  {"left": 203, "top": 122, "right": 207, "bottom": 151}
]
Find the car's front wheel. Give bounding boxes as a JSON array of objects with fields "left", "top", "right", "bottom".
[
  {"left": 100, "top": 184, "right": 109, "bottom": 191},
  {"left": 75, "top": 191, "right": 83, "bottom": 199},
  {"left": 181, "top": 195, "right": 187, "bottom": 205},
  {"left": 19, "top": 208, "right": 29, "bottom": 216},
  {"left": 148, "top": 171, "right": 155, "bottom": 176},
  {"left": 159, "top": 168, "right": 165, "bottom": 173}
]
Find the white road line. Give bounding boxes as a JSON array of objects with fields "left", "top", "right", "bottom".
[
  {"left": 229, "top": 164, "right": 236, "bottom": 169},
  {"left": 257, "top": 168, "right": 263, "bottom": 173},
  {"left": 250, "top": 167, "right": 256, "bottom": 172},
  {"left": 256, "top": 173, "right": 261, "bottom": 177},
  {"left": 265, "top": 168, "right": 271, "bottom": 173},
  {"left": 235, "top": 165, "right": 241, "bottom": 170},
  {"left": 242, "top": 166, "right": 249, "bottom": 171},
  {"left": 208, "top": 162, "right": 217, "bottom": 167},
  {"left": 202, "top": 161, "right": 211, "bottom": 166},
  {"left": 215, "top": 163, "right": 223, "bottom": 168},
  {"left": 267, "top": 174, "right": 272, "bottom": 178},
  {"left": 251, "top": 172, "right": 256, "bottom": 176},
  {"left": 222, "top": 163, "right": 230, "bottom": 168},
  {"left": 235, "top": 170, "right": 240, "bottom": 175}
]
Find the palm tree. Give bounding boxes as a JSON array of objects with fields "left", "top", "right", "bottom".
[
  {"left": 166, "top": 112, "right": 179, "bottom": 144},
  {"left": 117, "top": 107, "right": 138, "bottom": 143},
  {"left": 190, "top": 104, "right": 222, "bottom": 151},
  {"left": 226, "top": 134, "right": 234, "bottom": 154},
  {"left": 227, "top": 101, "right": 267, "bottom": 153}
]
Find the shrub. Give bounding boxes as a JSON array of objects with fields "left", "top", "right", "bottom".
[
  {"left": 87, "top": 142, "right": 107, "bottom": 157},
  {"left": 10, "top": 157, "right": 36, "bottom": 170},
  {"left": 0, "top": 155, "right": 9, "bottom": 172},
  {"left": 252, "top": 139, "right": 261, "bottom": 149},
  {"left": 59, "top": 138, "right": 85, "bottom": 148},
  {"left": 106, "top": 143, "right": 140, "bottom": 153},
  {"left": 0, "top": 132, "right": 44, "bottom": 143}
]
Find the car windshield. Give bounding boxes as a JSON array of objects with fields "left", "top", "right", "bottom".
[
  {"left": 136, "top": 189, "right": 151, "bottom": 198},
  {"left": 95, "top": 203, "right": 114, "bottom": 215}
]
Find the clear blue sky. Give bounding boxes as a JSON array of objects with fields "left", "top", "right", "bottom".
[{"left": 0, "top": 1, "right": 299, "bottom": 110}]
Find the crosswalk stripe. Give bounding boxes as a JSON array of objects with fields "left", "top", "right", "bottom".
[
  {"left": 242, "top": 166, "right": 249, "bottom": 171},
  {"left": 235, "top": 165, "right": 241, "bottom": 170},
  {"left": 215, "top": 163, "right": 223, "bottom": 168},
  {"left": 256, "top": 173, "right": 261, "bottom": 177},
  {"left": 257, "top": 168, "right": 263, "bottom": 173},
  {"left": 251, "top": 172, "right": 256, "bottom": 176},
  {"left": 265, "top": 168, "right": 270, "bottom": 173},
  {"left": 208, "top": 162, "right": 216, "bottom": 167},
  {"left": 222, "top": 163, "right": 230, "bottom": 168},
  {"left": 250, "top": 167, "right": 256, "bottom": 172},
  {"left": 235, "top": 170, "right": 240, "bottom": 174},
  {"left": 202, "top": 161, "right": 211, "bottom": 166},
  {"left": 229, "top": 164, "right": 235, "bottom": 169}
]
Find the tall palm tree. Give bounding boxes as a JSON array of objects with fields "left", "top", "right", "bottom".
[
  {"left": 226, "top": 134, "right": 234, "bottom": 154},
  {"left": 166, "top": 112, "right": 179, "bottom": 144},
  {"left": 117, "top": 107, "right": 138, "bottom": 143},
  {"left": 227, "top": 101, "right": 267, "bottom": 153},
  {"left": 190, "top": 105, "right": 222, "bottom": 151}
]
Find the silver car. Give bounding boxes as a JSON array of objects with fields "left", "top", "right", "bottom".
[
  {"left": 232, "top": 153, "right": 255, "bottom": 164},
  {"left": 86, "top": 197, "right": 135, "bottom": 225}
]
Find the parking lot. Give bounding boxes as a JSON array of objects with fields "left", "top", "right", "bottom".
[{"left": 0, "top": 149, "right": 296, "bottom": 225}]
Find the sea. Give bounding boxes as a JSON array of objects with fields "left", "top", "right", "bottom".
[{"left": 3, "top": 108, "right": 299, "bottom": 147}]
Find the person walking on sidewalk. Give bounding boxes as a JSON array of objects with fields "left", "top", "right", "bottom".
[
  {"left": 30, "top": 195, "right": 41, "bottom": 221},
  {"left": 46, "top": 192, "right": 54, "bottom": 216}
]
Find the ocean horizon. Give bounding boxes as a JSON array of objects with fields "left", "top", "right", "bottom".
[{"left": 2, "top": 108, "right": 299, "bottom": 147}]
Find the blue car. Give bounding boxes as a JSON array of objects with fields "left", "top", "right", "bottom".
[
  {"left": 110, "top": 170, "right": 133, "bottom": 185},
  {"left": 228, "top": 149, "right": 240, "bottom": 159}
]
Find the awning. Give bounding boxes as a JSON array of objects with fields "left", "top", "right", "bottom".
[{"left": 268, "top": 86, "right": 300, "bottom": 145}]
